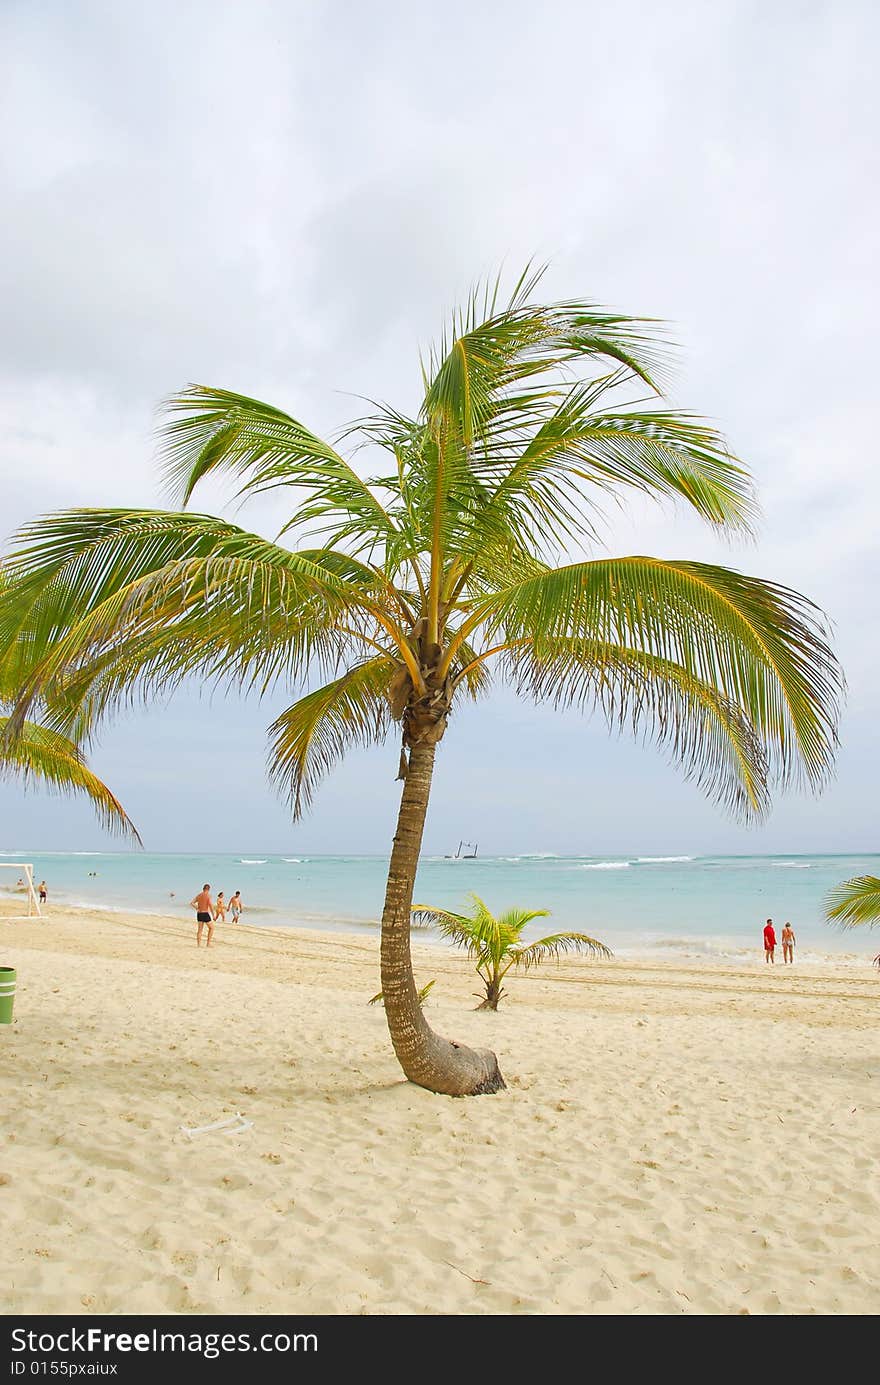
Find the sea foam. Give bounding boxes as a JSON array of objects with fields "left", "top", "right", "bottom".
[{"left": 637, "top": 856, "right": 694, "bottom": 863}]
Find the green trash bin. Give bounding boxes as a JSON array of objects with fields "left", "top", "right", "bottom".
[{"left": 0, "top": 968, "right": 15, "bottom": 1024}]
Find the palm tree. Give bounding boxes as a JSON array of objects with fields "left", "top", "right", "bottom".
[
  {"left": 826, "top": 877, "right": 880, "bottom": 967},
  {"left": 413, "top": 894, "right": 610, "bottom": 1009},
  {"left": 0, "top": 269, "right": 842, "bottom": 1094}
]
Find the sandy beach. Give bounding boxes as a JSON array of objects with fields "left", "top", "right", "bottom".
[{"left": 1, "top": 903, "right": 878, "bottom": 1316}]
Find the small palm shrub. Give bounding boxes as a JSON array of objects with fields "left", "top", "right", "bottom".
[{"left": 413, "top": 893, "right": 611, "bottom": 1009}]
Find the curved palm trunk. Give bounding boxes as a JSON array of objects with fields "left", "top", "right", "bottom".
[{"left": 379, "top": 741, "right": 506, "bottom": 1095}]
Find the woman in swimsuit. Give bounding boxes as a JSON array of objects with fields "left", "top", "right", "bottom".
[{"left": 213, "top": 891, "right": 227, "bottom": 924}]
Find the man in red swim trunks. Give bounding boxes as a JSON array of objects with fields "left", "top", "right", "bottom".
[{"left": 763, "top": 918, "right": 776, "bottom": 964}]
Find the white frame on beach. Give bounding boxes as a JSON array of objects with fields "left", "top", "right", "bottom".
[{"left": 0, "top": 863, "right": 42, "bottom": 918}]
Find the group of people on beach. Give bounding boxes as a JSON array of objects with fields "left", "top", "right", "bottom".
[
  {"left": 16, "top": 875, "right": 804, "bottom": 965},
  {"left": 190, "top": 884, "right": 243, "bottom": 947},
  {"left": 763, "top": 918, "right": 796, "bottom": 964}
]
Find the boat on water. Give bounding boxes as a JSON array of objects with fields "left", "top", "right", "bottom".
[{"left": 444, "top": 840, "right": 478, "bottom": 860}]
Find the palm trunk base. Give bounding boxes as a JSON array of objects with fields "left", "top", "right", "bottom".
[
  {"left": 468, "top": 1055, "right": 507, "bottom": 1095},
  {"left": 393, "top": 1026, "right": 506, "bottom": 1096}
]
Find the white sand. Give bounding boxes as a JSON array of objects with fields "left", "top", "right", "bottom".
[{"left": 1, "top": 903, "right": 878, "bottom": 1316}]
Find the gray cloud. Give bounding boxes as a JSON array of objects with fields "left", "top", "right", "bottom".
[{"left": 0, "top": 0, "right": 877, "bottom": 850}]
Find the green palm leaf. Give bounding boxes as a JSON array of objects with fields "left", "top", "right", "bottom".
[
  {"left": 503, "top": 637, "right": 770, "bottom": 818},
  {"left": 422, "top": 268, "right": 669, "bottom": 446},
  {"left": 511, "top": 932, "right": 613, "bottom": 969},
  {"left": 160, "top": 386, "right": 399, "bottom": 552},
  {"left": 0, "top": 510, "right": 377, "bottom": 735},
  {"left": 0, "top": 715, "right": 140, "bottom": 842},
  {"left": 410, "top": 904, "right": 474, "bottom": 935},
  {"left": 479, "top": 377, "right": 757, "bottom": 551},
  {"left": 411, "top": 901, "right": 496, "bottom": 966},
  {"left": 460, "top": 556, "right": 840, "bottom": 801},
  {"left": 268, "top": 657, "right": 396, "bottom": 816},
  {"left": 825, "top": 876, "right": 880, "bottom": 928}
]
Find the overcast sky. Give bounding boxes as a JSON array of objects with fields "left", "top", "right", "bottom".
[{"left": 0, "top": 0, "right": 877, "bottom": 856}]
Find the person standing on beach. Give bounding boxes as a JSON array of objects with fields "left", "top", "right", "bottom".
[
  {"left": 763, "top": 918, "right": 776, "bottom": 964},
  {"left": 214, "top": 891, "right": 227, "bottom": 924},
  {"left": 781, "top": 921, "right": 796, "bottom": 964},
  {"left": 190, "top": 884, "right": 215, "bottom": 948},
  {"left": 230, "top": 890, "right": 243, "bottom": 924},
  {"left": 38, "top": 880, "right": 47, "bottom": 903}
]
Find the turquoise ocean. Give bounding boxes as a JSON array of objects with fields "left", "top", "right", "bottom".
[{"left": 2, "top": 849, "right": 878, "bottom": 965}]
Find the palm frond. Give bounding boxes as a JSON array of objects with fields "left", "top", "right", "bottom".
[
  {"left": 412, "top": 275, "right": 677, "bottom": 588},
  {"left": 470, "top": 556, "right": 842, "bottom": 806},
  {"left": 0, "top": 510, "right": 372, "bottom": 734},
  {"left": 412, "top": 896, "right": 507, "bottom": 969},
  {"left": 477, "top": 380, "right": 756, "bottom": 550},
  {"left": 496, "top": 906, "right": 552, "bottom": 930},
  {"left": 825, "top": 876, "right": 880, "bottom": 929},
  {"left": 411, "top": 905, "right": 479, "bottom": 953},
  {"left": 505, "top": 637, "right": 770, "bottom": 818},
  {"left": 268, "top": 657, "right": 396, "bottom": 817},
  {"left": 160, "top": 386, "right": 399, "bottom": 552},
  {"left": 422, "top": 278, "right": 670, "bottom": 447},
  {"left": 448, "top": 636, "right": 493, "bottom": 701},
  {"left": 512, "top": 932, "right": 613, "bottom": 969},
  {"left": 0, "top": 715, "right": 140, "bottom": 842}
]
